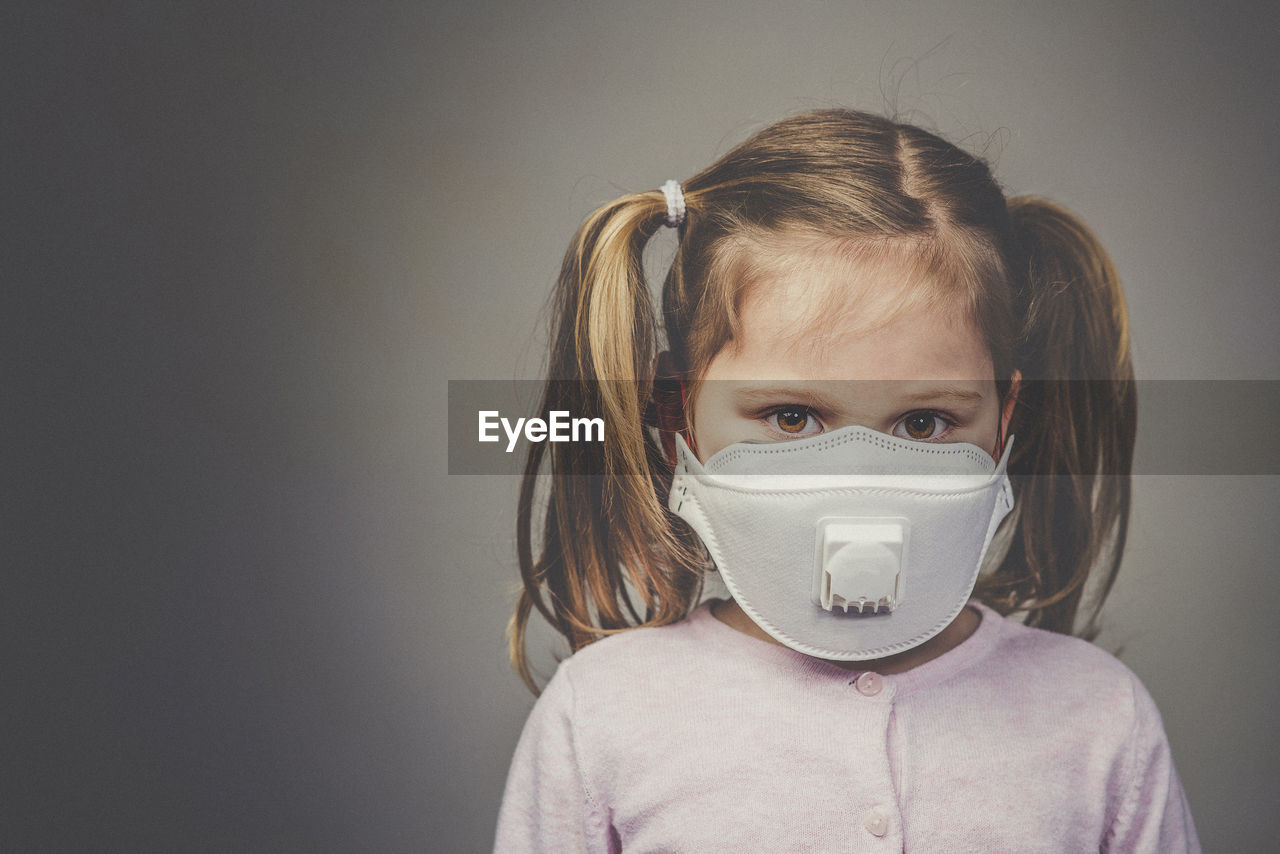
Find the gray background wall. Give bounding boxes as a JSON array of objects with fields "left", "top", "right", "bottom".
[{"left": 7, "top": 2, "right": 1278, "bottom": 851}]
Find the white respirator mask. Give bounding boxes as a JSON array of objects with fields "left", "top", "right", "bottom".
[{"left": 669, "top": 425, "right": 1015, "bottom": 661}]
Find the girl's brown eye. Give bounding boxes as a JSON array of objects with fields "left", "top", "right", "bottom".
[
  {"left": 775, "top": 408, "right": 810, "bottom": 434},
  {"left": 903, "top": 413, "right": 939, "bottom": 440}
]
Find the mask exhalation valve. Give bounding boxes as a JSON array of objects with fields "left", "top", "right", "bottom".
[{"left": 813, "top": 518, "right": 908, "bottom": 613}]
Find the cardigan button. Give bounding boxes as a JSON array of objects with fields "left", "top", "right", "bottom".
[
  {"left": 863, "top": 805, "right": 889, "bottom": 837},
  {"left": 854, "top": 671, "right": 883, "bottom": 696}
]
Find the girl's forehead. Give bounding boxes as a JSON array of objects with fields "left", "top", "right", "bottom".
[{"left": 718, "top": 242, "right": 993, "bottom": 382}]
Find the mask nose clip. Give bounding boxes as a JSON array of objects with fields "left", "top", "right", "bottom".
[{"left": 813, "top": 518, "right": 909, "bottom": 614}]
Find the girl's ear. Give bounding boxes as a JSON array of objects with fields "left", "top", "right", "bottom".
[
  {"left": 652, "top": 351, "right": 696, "bottom": 466},
  {"left": 997, "top": 369, "right": 1022, "bottom": 458}
]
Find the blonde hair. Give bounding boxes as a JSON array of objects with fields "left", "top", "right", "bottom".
[{"left": 511, "top": 108, "right": 1135, "bottom": 693}]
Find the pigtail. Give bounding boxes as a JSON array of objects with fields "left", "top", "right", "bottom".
[
  {"left": 510, "top": 192, "right": 704, "bottom": 693},
  {"left": 978, "top": 197, "right": 1136, "bottom": 638}
]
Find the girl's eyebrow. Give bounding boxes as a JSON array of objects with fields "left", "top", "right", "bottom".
[
  {"left": 899, "top": 385, "right": 986, "bottom": 406},
  {"left": 730, "top": 385, "right": 849, "bottom": 412},
  {"left": 729, "top": 383, "right": 985, "bottom": 412}
]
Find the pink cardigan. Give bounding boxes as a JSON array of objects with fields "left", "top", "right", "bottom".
[{"left": 495, "top": 600, "right": 1199, "bottom": 853}]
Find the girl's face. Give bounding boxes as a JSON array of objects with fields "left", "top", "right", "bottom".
[{"left": 690, "top": 247, "right": 1016, "bottom": 462}]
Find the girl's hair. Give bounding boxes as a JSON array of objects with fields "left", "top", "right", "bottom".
[{"left": 511, "top": 107, "right": 1135, "bottom": 693}]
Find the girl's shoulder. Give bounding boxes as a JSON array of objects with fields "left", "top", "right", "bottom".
[
  {"left": 554, "top": 603, "right": 715, "bottom": 690},
  {"left": 971, "top": 601, "right": 1165, "bottom": 731},
  {"left": 544, "top": 598, "right": 814, "bottom": 724},
  {"left": 985, "top": 603, "right": 1139, "bottom": 683}
]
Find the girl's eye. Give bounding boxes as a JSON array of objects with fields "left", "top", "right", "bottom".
[
  {"left": 767, "top": 407, "right": 822, "bottom": 437},
  {"left": 894, "top": 411, "right": 952, "bottom": 442}
]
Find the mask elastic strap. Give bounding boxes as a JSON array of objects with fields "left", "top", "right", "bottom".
[
  {"left": 995, "top": 382, "right": 1018, "bottom": 460},
  {"left": 652, "top": 352, "right": 698, "bottom": 466}
]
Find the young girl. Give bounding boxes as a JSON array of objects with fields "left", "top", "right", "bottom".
[{"left": 495, "top": 108, "right": 1200, "bottom": 852}]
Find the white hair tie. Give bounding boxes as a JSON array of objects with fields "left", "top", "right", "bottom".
[{"left": 660, "top": 179, "right": 686, "bottom": 228}]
